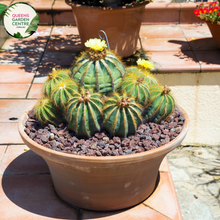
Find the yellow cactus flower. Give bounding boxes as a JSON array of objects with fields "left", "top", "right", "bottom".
[
  {"left": 85, "top": 38, "right": 107, "bottom": 51},
  {"left": 137, "top": 58, "right": 155, "bottom": 71},
  {"left": 24, "top": 146, "right": 30, "bottom": 151}
]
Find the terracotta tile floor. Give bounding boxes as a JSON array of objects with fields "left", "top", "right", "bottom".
[
  {"left": 0, "top": 100, "right": 37, "bottom": 122},
  {"left": 0, "top": 84, "right": 31, "bottom": 98},
  {"left": 0, "top": 22, "right": 219, "bottom": 219},
  {"left": 1, "top": 26, "right": 51, "bottom": 53},
  {"left": 27, "top": 83, "right": 44, "bottom": 99},
  {"left": 0, "top": 65, "right": 36, "bottom": 84}
]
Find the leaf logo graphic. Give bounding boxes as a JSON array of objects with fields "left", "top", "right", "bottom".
[
  {"left": 2, "top": 2, "right": 39, "bottom": 39},
  {"left": 25, "top": 14, "right": 39, "bottom": 34}
]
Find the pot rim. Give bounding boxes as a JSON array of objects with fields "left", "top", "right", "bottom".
[
  {"left": 65, "top": 0, "right": 150, "bottom": 11},
  {"left": 18, "top": 103, "right": 189, "bottom": 162}
]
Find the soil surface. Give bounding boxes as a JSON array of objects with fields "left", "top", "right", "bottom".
[{"left": 24, "top": 107, "right": 185, "bottom": 156}]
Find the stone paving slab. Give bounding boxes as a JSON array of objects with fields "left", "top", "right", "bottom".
[{"left": 167, "top": 146, "right": 220, "bottom": 220}]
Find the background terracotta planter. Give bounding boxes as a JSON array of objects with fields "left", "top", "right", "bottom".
[
  {"left": 19, "top": 105, "right": 189, "bottom": 211},
  {"left": 206, "top": 21, "right": 220, "bottom": 49},
  {"left": 65, "top": 1, "right": 149, "bottom": 57}
]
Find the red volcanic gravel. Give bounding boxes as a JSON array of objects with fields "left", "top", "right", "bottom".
[{"left": 24, "top": 108, "right": 185, "bottom": 156}]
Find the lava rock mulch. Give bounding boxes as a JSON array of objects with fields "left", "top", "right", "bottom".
[{"left": 24, "top": 108, "right": 185, "bottom": 156}]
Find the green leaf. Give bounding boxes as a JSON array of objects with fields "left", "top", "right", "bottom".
[
  {"left": 25, "top": 14, "right": 39, "bottom": 33},
  {"left": 0, "top": 3, "right": 7, "bottom": 16},
  {"left": 13, "top": 32, "right": 24, "bottom": 39}
]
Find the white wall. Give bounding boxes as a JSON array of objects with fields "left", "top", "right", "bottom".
[{"left": 154, "top": 72, "right": 220, "bottom": 146}]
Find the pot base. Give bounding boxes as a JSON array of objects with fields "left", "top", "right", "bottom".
[{"left": 55, "top": 172, "right": 160, "bottom": 211}]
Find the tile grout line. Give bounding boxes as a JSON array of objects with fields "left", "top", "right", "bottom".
[
  {"left": 25, "top": 26, "right": 54, "bottom": 99},
  {"left": 142, "top": 203, "right": 173, "bottom": 220},
  {"left": 51, "top": 0, "right": 56, "bottom": 26},
  {"left": 178, "top": 3, "right": 181, "bottom": 24},
  {"left": 178, "top": 24, "right": 202, "bottom": 73},
  {"left": 0, "top": 145, "right": 9, "bottom": 167}
]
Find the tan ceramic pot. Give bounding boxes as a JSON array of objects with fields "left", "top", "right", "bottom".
[
  {"left": 65, "top": 1, "right": 150, "bottom": 57},
  {"left": 18, "top": 104, "right": 189, "bottom": 211},
  {"left": 206, "top": 21, "right": 220, "bottom": 49}
]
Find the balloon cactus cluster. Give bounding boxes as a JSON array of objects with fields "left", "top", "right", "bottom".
[
  {"left": 194, "top": 1, "right": 220, "bottom": 25},
  {"left": 34, "top": 38, "right": 176, "bottom": 138}
]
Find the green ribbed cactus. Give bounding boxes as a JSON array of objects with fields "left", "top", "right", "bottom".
[
  {"left": 144, "top": 85, "right": 175, "bottom": 123},
  {"left": 120, "top": 71, "right": 150, "bottom": 106},
  {"left": 126, "top": 66, "right": 158, "bottom": 86},
  {"left": 34, "top": 98, "right": 63, "bottom": 126},
  {"left": 51, "top": 79, "right": 78, "bottom": 111},
  {"left": 43, "top": 68, "right": 71, "bottom": 97},
  {"left": 71, "top": 39, "right": 126, "bottom": 94},
  {"left": 66, "top": 89, "right": 103, "bottom": 137},
  {"left": 31, "top": 39, "right": 179, "bottom": 144},
  {"left": 103, "top": 93, "right": 142, "bottom": 137}
]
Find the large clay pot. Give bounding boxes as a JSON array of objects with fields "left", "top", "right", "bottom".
[
  {"left": 18, "top": 104, "right": 189, "bottom": 211},
  {"left": 206, "top": 21, "right": 220, "bottom": 49},
  {"left": 65, "top": 0, "right": 150, "bottom": 57}
]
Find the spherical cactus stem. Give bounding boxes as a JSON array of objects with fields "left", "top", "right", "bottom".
[
  {"left": 51, "top": 78, "right": 78, "bottom": 111},
  {"left": 71, "top": 47, "right": 126, "bottom": 94},
  {"left": 66, "top": 89, "right": 103, "bottom": 137},
  {"left": 144, "top": 85, "right": 175, "bottom": 123},
  {"left": 43, "top": 68, "right": 71, "bottom": 98},
  {"left": 34, "top": 98, "right": 63, "bottom": 126},
  {"left": 120, "top": 71, "right": 151, "bottom": 106},
  {"left": 103, "top": 93, "right": 142, "bottom": 137}
]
